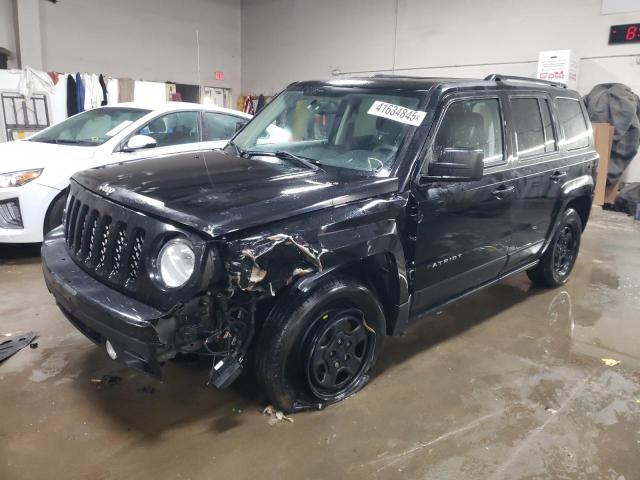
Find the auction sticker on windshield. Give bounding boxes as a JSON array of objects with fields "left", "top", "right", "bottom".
[{"left": 367, "top": 101, "right": 426, "bottom": 126}]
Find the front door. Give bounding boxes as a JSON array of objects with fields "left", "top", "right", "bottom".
[{"left": 410, "top": 94, "right": 515, "bottom": 316}]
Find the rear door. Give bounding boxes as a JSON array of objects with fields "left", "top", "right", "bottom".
[
  {"left": 504, "top": 93, "right": 564, "bottom": 269},
  {"left": 410, "top": 92, "right": 515, "bottom": 315}
]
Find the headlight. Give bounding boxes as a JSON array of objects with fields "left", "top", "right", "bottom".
[
  {"left": 0, "top": 169, "right": 43, "bottom": 188},
  {"left": 158, "top": 238, "right": 196, "bottom": 288}
]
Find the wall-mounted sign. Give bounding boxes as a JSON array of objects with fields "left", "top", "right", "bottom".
[
  {"left": 536, "top": 50, "right": 579, "bottom": 90},
  {"left": 609, "top": 23, "right": 640, "bottom": 44},
  {"left": 214, "top": 71, "right": 225, "bottom": 81}
]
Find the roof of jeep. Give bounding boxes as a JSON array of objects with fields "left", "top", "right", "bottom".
[{"left": 292, "top": 74, "right": 573, "bottom": 93}]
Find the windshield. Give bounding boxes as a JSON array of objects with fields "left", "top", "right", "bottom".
[
  {"left": 230, "top": 87, "right": 425, "bottom": 176},
  {"left": 30, "top": 107, "right": 150, "bottom": 146}
]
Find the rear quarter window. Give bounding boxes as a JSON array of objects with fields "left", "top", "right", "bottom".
[{"left": 557, "top": 98, "right": 589, "bottom": 150}]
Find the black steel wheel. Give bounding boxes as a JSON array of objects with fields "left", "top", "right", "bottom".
[
  {"left": 552, "top": 225, "right": 577, "bottom": 277},
  {"left": 527, "top": 208, "right": 582, "bottom": 288},
  {"left": 255, "top": 276, "right": 386, "bottom": 413},
  {"left": 305, "top": 308, "right": 376, "bottom": 400}
]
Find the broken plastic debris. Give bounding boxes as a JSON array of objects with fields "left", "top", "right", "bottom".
[
  {"left": 0, "top": 331, "right": 39, "bottom": 362},
  {"left": 545, "top": 407, "right": 558, "bottom": 414},
  {"left": 601, "top": 358, "right": 621, "bottom": 367},
  {"left": 90, "top": 374, "right": 123, "bottom": 387},
  {"left": 262, "top": 405, "right": 294, "bottom": 424}
]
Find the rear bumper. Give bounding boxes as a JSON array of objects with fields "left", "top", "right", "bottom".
[{"left": 42, "top": 227, "right": 174, "bottom": 377}]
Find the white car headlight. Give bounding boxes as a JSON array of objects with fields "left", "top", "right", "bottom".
[
  {"left": 0, "top": 169, "right": 43, "bottom": 188},
  {"left": 158, "top": 238, "right": 196, "bottom": 288}
]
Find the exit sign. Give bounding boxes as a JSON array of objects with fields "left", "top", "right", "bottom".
[{"left": 214, "top": 71, "right": 224, "bottom": 81}]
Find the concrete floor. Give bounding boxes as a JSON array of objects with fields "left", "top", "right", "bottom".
[{"left": 1, "top": 208, "right": 639, "bottom": 480}]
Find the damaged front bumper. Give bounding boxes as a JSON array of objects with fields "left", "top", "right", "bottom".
[{"left": 42, "top": 227, "right": 175, "bottom": 377}]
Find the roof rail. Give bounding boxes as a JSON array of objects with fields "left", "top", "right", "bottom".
[{"left": 484, "top": 74, "right": 567, "bottom": 89}]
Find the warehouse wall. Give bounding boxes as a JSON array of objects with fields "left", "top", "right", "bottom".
[
  {"left": 241, "top": 0, "right": 640, "bottom": 180},
  {"left": 5, "top": 0, "right": 241, "bottom": 97},
  {"left": 0, "top": 0, "right": 17, "bottom": 68}
]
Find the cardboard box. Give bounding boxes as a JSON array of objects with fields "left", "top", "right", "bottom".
[
  {"left": 537, "top": 50, "right": 580, "bottom": 90},
  {"left": 592, "top": 123, "right": 615, "bottom": 206}
]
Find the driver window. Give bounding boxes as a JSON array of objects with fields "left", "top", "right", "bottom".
[
  {"left": 433, "top": 98, "right": 504, "bottom": 166},
  {"left": 136, "top": 111, "right": 200, "bottom": 148}
]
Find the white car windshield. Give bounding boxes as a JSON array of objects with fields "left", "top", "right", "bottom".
[
  {"left": 30, "top": 107, "right": 150, "bottom": 146},
  {"left": 230, "top": 87, "right": 425, "bottom": 176}
]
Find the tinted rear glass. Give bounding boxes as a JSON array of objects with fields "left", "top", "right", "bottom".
[
  {"left": 557, "top": 98, "right": 589, "bottom": 150},
  {"left": 512, "top": 98, "right": 545, "bottom": 157}
]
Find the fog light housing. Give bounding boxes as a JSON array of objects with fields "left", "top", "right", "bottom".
[
  {"left": 105, "top": 340, "right": 118, "bottom": 360},
  {"left": 0, "top": 198, "right": 23, "bottom": 229}
]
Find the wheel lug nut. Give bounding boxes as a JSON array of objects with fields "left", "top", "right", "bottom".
[
  {"left": 337, "top": 339, "right": 343, "bottom": 345},
  {"left": 330, "top": 351, "right": 335, "bottom": 357},
  {"left": 334, "top": 361, "right": 340, "bottom": 368},
  {"left": 346, "top": 341, "right": 351, "bottom": 347}
]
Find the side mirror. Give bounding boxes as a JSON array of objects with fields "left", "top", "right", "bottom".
[
  {"left": 425, "top": 148, "right": 484, "bottom": 182},
  {"left": 123, "top": 135, "right": 157, "bottom": 152}
]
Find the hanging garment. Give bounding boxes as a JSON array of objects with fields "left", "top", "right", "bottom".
[
  {"left": 98, "top": 74, "right": 108, "bottom": 106},
  {"left": 243, "top": 95, "right": 255, "bottom": 115},
  {"left": 75, "top": 73, "right": 85, "bottom": 113},
  {"left": 256, "top": 94, "right": 266, "bottom": 112},
  {"left": 106, "top": 77, "right": 119, "bottom": 105},
  {"left": 50, "top": 74, "right": 68, "bottom": 124},
  {"left": 67, "top": 74, "right": 78, "bottom": 117},
  {"left": 47, "top": 72, "right": 59, "bottom": 85},
  {"left": 16, "top": 67, "right": 54, "bottom": 100},
  {"left": 118, "top": 78, "right": 135, "bottom": 102}
]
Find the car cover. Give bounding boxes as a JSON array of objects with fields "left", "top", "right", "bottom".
[
  {"left": 584, "top": 83, "right": 640, "bottom": 185},
  {"left": 614, "top": 182, "right": 640, "bottom": 217}
]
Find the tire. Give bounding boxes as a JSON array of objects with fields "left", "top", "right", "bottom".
[
  {"left": 43, "top": 191, "right": 68, "bottom": 235},
  {"left": 527, "top": 208, "right": 582, "bottom": 288},
  {"left": 255, "top": 276, "right": 386, "bottom": 413}
]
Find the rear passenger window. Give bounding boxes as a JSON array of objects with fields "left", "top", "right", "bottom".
[
  {"left": 434, "top": 98, "right": 504, "bottom": 166},
  {"left": 511, "top": 98, "right": 546, "bottom": 158},
  {"left": 557, "top": 98, "right": 589, "bottom": 150}
]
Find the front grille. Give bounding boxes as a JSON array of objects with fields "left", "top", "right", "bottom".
[
  {"left": 0, "top": 198, "right": 23, "bottom": 229},
  {"left": 64, "top": 193, "right": 147, "bottom": 291}
]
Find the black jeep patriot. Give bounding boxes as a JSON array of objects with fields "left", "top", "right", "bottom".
[{"left": 42, "top": 75, "right": 596, "bottom": 412}]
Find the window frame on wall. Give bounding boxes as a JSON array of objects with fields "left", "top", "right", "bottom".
[
  {"left": 509, "top": 94, "right": 558, "bottom": 162},
  {"left": 426, "top": 93, "right": 507, "bottom": 171}
]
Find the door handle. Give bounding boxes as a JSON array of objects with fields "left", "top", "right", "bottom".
[
  {"left": 491, "top": 185, "right": 515, "bottom": 199},
  {"left": 550, "top": 170, "right": 567, "bottom": 182}
]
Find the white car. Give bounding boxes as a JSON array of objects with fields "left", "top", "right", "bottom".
[{"left": 0, "top": 102, "right": 251, "bottom": 243}]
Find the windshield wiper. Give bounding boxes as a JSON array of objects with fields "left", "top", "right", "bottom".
[
  {"left": 245, "top": 150, "right": 320, "bottom": 171},
  {"left": 32, "top": 138, "right": 79, "bottom": 145}
]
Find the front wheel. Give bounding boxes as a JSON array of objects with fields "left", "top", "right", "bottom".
[
  {"left": 254, "top": 276, "right": 386, "bottom": 413},
  {"left": 527, "top": 208, "right": 582, "bottom": 288},
  {"left": 43, "top": 191, "right": 68, "bottom": 234}
]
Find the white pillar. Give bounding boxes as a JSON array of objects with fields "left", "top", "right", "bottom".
[{"left": 16, "top": 0, "right": 43, "bottom": 70}]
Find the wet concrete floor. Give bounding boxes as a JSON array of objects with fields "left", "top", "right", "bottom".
[{"left": 1, "top": 208, "right": 639, "bottom": 479}]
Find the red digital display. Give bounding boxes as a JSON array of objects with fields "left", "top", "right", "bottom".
[{"left": 609, "top": 23, "right": 640, "bottom": 44}]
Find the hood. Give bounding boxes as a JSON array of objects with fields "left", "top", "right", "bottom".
[
  {"left": 0, "top": 140, "right": 97, "bottom": 173},
  {"left": 73, "top": 149, "right": 399, "bottom": 237}
]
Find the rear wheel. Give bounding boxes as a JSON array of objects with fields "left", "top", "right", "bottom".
[
  {"left": 527, "top": 208, "right": 582, "bottom": 287},
  {"left": 43, "top": 191, "right": 68, "bottom": 234},
  {"left": 255, "top": 276, "right": 386, "bottom": 413}
]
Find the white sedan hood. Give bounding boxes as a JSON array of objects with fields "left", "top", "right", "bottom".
[{"left": 0, "top": 140, "right": 98, "bottom": 173}]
